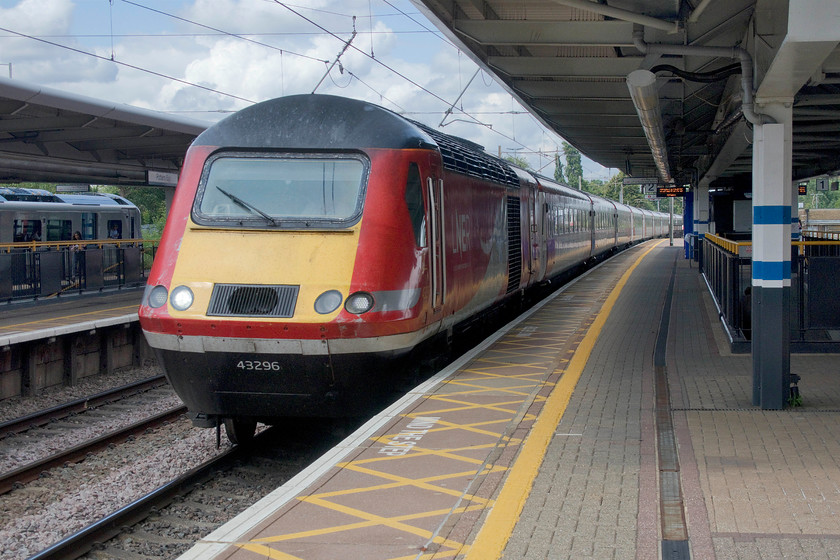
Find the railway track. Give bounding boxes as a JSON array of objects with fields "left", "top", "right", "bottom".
[
  {"left": 0, "top": 375, "right": 184, "bottom": 495},
  {"left": 25, "top": 420, "right": 352, "bottom": 560},
  {"left": 0, "top": 404, "right": 187, "bottom": 495},
  {"left": 0, "top": 375, "right": 169, "bottom": 439},
  {"left": 27, "top": 435, "right": 246, "bottom": 560}
]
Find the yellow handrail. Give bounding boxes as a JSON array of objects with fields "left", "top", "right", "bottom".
[
  {"left": 704, "top": 233, "right": 747, "bottom": 255},
  {"left": 0, "top": 238, "right": 159, "bottom": 253},
  {"left": 705, "top": 231, "right": 840, "bottom": 257}
]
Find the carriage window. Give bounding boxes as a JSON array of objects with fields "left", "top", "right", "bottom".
[
  {"left": 13, "top": 220, "right": 41, "bottom": 242},
  {"left": 405, "top": 163, "right": 426, "bottom": 247},
  {"left": 81, "top": 213, "right": 97, "bottom": 240},
  {"left": 47, "top": 220, "right": 72, "bottom": 241},
  {"left": 194, "top": 153, "right": 369, "bottom": 228},
  {"left": 107, "top": 220, "right": 122, "bottom": 239}
]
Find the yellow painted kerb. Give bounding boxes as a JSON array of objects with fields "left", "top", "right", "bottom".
[{"left": 465, "top": 240, "right": 663, "bottom": 560}]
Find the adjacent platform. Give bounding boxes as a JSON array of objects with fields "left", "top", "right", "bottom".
[
  {"left": 0, "top": 289, "right": 147, "bottom": 399},
  {"left": 0, "top": 289, "right": 141, "bottom": 347},
  {"left": 155, "top": 241, "right": 837, "bottom": 558}
]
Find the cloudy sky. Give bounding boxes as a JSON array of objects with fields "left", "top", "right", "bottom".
[{"left": 0, "top": 0, "right": 611, "bottom": 178}]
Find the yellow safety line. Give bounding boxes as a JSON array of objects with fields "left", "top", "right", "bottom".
[{"left": 465, "top": 240, "right": 664, "bottom": 560}]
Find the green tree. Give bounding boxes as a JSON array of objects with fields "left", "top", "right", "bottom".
[
  {"left": 798, "top": 178, "right": 840, "bottom": 209},
  {"left": 503, "top": 155, "right": 531, "bottom": 169},
  {"left": 562, "top": 142, "right": 583, "bottom": 189},
  {"left": 554, "top": 152, "right": 566, "bottom": 184}
]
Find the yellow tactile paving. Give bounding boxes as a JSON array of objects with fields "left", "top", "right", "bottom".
[{"left": 191, "top": 245, "right": 657, "bottom": 560}]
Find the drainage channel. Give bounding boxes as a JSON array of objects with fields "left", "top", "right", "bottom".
[{"left": 655, "top": 255, "right": 690, "bottom": 559}]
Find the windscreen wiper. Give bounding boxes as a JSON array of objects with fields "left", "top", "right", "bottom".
[{"left": 215, "top": 186, "right": 278, "bottom": 225}]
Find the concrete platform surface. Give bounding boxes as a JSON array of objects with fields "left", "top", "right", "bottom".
[{"left": 174, "top": 240, "right": 840, "bottom": 560}]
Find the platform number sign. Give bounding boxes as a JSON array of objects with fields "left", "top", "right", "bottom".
[{"left": 816, "top": 177, "right": 829, "bottom": 191}]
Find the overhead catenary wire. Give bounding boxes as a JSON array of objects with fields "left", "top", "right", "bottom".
[
  {"left": 0, "top": 25, "right": 258, "bottom": 104},
  {"left": 3, "top": 0, "right": 558, "bottom": 169},
  {"left": 121, "top": 0, "right": 328, "bottom": 64},
  {"left": 312, "top": 23, "right": 357, "bottom": 94},
  {"left": 273, "top": 1, "right": 538, "bottom": 154}
]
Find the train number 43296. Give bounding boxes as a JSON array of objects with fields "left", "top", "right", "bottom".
[{"left": 236, "top": 360, "right": 282, "bottom": 371}]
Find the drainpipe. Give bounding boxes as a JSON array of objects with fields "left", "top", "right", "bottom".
[{"left": 632, "top": 28, "right": 775, "bottom": 126}]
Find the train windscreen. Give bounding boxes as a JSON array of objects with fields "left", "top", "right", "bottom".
[{"left": 193, "top": 153, "right": 368, "bottom": 228}]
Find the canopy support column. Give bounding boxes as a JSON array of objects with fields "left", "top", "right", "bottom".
[{"left": 751, "top": 104, "right": 793, "bottom": 409}]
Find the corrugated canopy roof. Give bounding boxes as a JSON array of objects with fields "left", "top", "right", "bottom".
[
  {"left": 0, "top": 77, "right": 207, "bottom": 185},
  {"left": 412, "top": 0, "right": 840, "bottom": 186}
]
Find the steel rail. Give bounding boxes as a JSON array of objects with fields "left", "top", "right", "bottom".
[
  {"left": 0, "top": 405, "right": 187, "bottom": 495},
  {"left": 25, "top": 433, "right": 263, "bottom": 560},
  {"left": 0, "top": 375, "right": 168, "bottom": 439}
]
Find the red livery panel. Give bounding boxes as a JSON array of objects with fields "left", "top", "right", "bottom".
[{"left": 139, "top": 94, "right": 680, "bottom": 443}]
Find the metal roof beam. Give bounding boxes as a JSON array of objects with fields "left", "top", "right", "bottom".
[
  {"left": 756, "top": 0, "right": 840, "bottom": 100},
  {"left": 548, "top": 0, "right": 679, "bottom": 34},
  {"left": 454, "top": 20, "right": 635, "bottom": 47},
  {"left": 489, "top": 56, "right": 644, "bottom": 77},
  {"left": 513, "top": 80, "right": 682, "bottom": 102},
  {"left": 700, "top": 120, "right": 751, "bottom": 185},
  {"left": 0, "top": 115, "right": 95, "bottom": 133}
]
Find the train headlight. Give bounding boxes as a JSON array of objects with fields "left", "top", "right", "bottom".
[
  {"left": 170, "top": 286, "right": 194, "bottom": 311},
  {"left": 147, "top": 285, "right": 168, "bottom": 308},
  {"left": 314, "top": 290, "right": 343, "bottom": 315},
  {"left": 345, "top": 292, "right": 375, "bottom": 315}
]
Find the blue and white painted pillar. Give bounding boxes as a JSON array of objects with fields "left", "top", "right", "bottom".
[
  {"left": 694, "top": 182, "right": 710, "bottom": 237},
  {"left": 692, "top": 182, "right": 710, "bottom": 267},
  {"left": 683, "top": 190, "right": 693, "bottom": 259},
  {"left": 751, "top": 105, "right": 793, "bottom": 409}
]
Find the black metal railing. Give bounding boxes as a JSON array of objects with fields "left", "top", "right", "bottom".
[
  {"left": 0, "top": 239, "right": 159, "bottom": 302},
  {"left": 700, "top": 231, "right": 840, "bottom": 350}
]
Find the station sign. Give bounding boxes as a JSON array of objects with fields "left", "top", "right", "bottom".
[
  {"left": 622, "top": 176, "right": 660, "bottom": 185},
  {"left": 147, "top": 170, "right": 179, "bottom": 187},
  {"left": 656, "top": 185, "right": 689, "bottom": 198},
  {"left": 56, "top": 184, "right": 90, "bottom": 193}
]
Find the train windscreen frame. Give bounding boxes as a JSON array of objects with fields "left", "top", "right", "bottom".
[{"left": 192, "top": 151, "right": 370, "bottom": 229}]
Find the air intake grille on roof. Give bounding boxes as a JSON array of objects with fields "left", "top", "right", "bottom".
[
  {"left": 207, "top": 284, "right": 299, "bottom": 318},
  {"left": 412, "top": 122, "right": 520, "bottom": 189}
]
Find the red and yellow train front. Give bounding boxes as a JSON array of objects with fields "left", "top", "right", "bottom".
[{"left": 140, "top": 145, "right": 439, "bottom": 421}]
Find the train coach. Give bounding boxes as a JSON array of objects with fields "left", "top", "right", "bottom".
[
  {"left": 0, "top": 187, "right": 141, "bottom": 243},
  {"left": 139, "top": 94, "right": 677, "bottom": 443}
]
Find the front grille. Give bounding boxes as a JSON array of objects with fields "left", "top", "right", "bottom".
[{"left": 207, "top": 284, "right": 299, "bottom": 317}]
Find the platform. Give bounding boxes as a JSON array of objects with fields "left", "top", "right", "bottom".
[
  {"left": 175, "top": 239, "right": 840, "bottom": 560},
  {"left": 0, "top": 289, "right": 141, "bottom": 347},
  {"left": 0, "top": 289, "right": 147, "bottom": 399}
]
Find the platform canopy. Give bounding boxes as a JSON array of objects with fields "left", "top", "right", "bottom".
[
  {"left": 411, "top": 0, "right": 840, "bottom": 186},
  {"left": 0, "top": 77, "right": 208, "bottom": 186}
]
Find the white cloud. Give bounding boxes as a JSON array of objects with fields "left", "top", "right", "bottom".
[
  {"left": 0, "top": 0, "right": 605, "bottom": 177},
  {"left": 0, "top": 0, "right": 117, "bottom": 83}
]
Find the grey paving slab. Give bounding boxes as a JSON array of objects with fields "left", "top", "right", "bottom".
[{"left": 506, "top": 244, "right": 840, "bottom": 560}]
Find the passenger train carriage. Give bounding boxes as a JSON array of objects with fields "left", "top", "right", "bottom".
[
  {"left": 0, "top": 187, "right": 140, "bottom": 243},
  {"left": 139, "top": 94, "right": 679, "bottom": 443}
]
